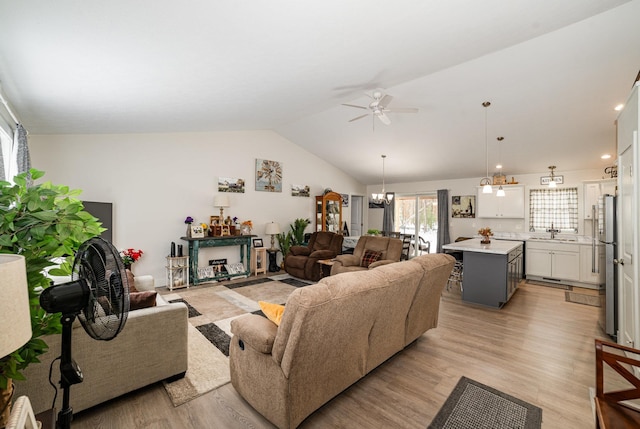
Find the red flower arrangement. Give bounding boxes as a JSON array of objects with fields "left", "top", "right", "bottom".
[{"left": 120, "top": 248, "right": 144, "bottom": 266}]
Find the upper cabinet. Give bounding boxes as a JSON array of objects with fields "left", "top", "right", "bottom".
[
  {"left": 315, "top": 191, "right": 342, "bottom": 233},
  {"left": 477, "top": 185, "right": 525, "bottom": 218},
  {"left": 583, "top": 179, "right": 617, "bottom": 219}
]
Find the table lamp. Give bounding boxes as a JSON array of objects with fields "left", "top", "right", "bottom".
[
  {"left": 265, "top": 222, "right": 281, "bottom": 250},
  {"left": 0, "top": 255, "right": 32, "bottom": 422},
  {"left": 214, "top": 195, "right": 230, "bottom": 219}
]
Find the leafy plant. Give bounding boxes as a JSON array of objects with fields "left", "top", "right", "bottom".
[
  {"left": 290, "top": 218, "right": 310, "bottom": 246},
  {"left": 367, "top": 228, "right": 381, "bottom": 236},
  {"left": 0, "top": 169, "right": 104, "bottom": 390},
  {"left": 276, "top": 231, "right": 293, "bottom": 259}
]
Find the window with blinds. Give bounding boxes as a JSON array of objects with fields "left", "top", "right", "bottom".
[{"left": 529, "top": 187, "right": 579, "bottom": 232}]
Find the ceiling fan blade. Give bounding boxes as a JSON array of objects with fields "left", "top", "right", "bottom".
[
  {"left": 378, "top": 94, "right": 393, "bottom": 109},
  {"left": 386, "top": 107, "right": 419, "bottom": 113},
  {"left": 349, "top": 114, "right": 369, "bottom": 122},
  {"left": 377, "top": 112, "right": 391, "bottom": 125},
  {"left": 342, "top": 103, "right": 368, "bottom": 110}
]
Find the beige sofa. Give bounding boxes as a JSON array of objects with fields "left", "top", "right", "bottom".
[
  {"left": 14, "top": 276, "right": 189, "bottom": 415},
  {"left": 330, "top": 235, "right": 403, "bottom": 275},
  {"left": 229, "top": 253, "right": 455, "bottom": 429}
]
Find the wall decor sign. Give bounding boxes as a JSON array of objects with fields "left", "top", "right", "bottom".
[
  {"left": 451, "top": 195, "right": 475, "bottom": 218},
  {"left": 341, "top": 193, "right": 349, "bottom": 207},
  {"left": 256, "top": 159, "right": 283, "bottom": 192},
  {"left": 291, "top": 184, "right": 310, "bottom": 197},
  {"left": 218, "top": 177, "right": 245, "bottom": 193},
  {"left": 540, "top": 175, "right": 564, "bottom": 185}
]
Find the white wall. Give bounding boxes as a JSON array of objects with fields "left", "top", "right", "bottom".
[
  {"left": 29, "top": 130, "right": 365, "bottom": 284},
  {"left": 366, "top": 168, "right": 612, "bottom": 240}
]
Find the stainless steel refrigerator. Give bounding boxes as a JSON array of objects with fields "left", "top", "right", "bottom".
[{"left": 597, "top": 194, "right": 617, "bottom": 340}]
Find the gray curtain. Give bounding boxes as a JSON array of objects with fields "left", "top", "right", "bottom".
[
  {"left": 437, "top": 189, "right": 450, "bottom": 253},
  {"left": 0, "top": 139, "right": 5, "bottom": 182},
  {"left": 14, "top": 123, "right": 31, "bottom": 186},
  {"left": 382, "top": 192, "right": 395, "bottom": 233}
]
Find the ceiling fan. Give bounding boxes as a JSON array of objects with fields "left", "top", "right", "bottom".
[{"left": 342, "top": 89, "right": 418, "bottom": 126}]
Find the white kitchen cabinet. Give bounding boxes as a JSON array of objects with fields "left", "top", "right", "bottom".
[
  {"left": 579, "top": 244, "right": 605, "bottom": 286},
  {"left": 477, "top": 185, "right": 525, "bottom": 218},
  {"left": 583, "top": 179, "right": 617, "bottom": 219},
  {"left": 526, "top": 241, "right": 580, "bottom": 282}
]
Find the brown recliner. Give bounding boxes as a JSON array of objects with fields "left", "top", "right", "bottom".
[
  {"left": 284, "top": 231, "right": 343, "bottom": 281},
  {"left": 330, "top": 235, "right": 402, "bottom": 275}
]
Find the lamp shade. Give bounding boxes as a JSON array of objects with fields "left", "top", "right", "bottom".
[
  {"left": 265, "top": 222, "right": 281, "bottom": 235},
  {"left": 0, "top": 255, "right": 32, "bottom": 357},
  {"left": 213, "top": 195, "right": 230, "bottom": 208}
]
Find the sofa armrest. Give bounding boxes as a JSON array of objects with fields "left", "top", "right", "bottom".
[
  {"left": 368, "top": 259, "right": 396, "bottom": 269},
  {"left": 309, "top": 249, "right": 336, "bottom": 259},
  {"left": 334, "top": 254, "right": 359, "bottom": 267},
  {"left": 289, "top": 246, "right": 311, "bottom": 256},
  {"left": 231, "top": 314, "right": 278, "bottom": 354}
]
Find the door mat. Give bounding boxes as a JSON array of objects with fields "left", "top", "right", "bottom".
[
  {"left": 428, "top": 376, "right": 542, "bottom": 429},
  {"left": 565, "top": 291, "right": 601, "bottom": 307}
]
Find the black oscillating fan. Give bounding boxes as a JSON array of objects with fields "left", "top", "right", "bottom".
[{"left": 39, "top": 237, "right": 130, "bottom": 429}]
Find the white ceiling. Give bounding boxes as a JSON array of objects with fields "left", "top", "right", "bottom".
[{"left": 0, "top": 0, "right": 638, "bottom": 185}]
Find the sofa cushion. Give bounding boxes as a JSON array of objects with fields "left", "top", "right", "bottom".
[
  {"left": 259, "top": 301, "right": 285, "bottom": 326},
  {"left": 129, "top": 291, "right": 157, "bottom": 310},
  {"left": 360, "top": 249, "right": 382, "bottom": 268}
]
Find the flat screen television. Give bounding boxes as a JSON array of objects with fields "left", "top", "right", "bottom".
[{"left": 82, "top": 201, "right": 113, "bottom": 243}]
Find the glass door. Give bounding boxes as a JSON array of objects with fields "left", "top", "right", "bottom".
[{"left": 395, "top": 194, "right": 438, "bottom": 257}]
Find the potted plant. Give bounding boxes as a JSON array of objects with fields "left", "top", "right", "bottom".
[
  {"left": 478, "top": 227, "right": 493, "bottom": 244},
  {"left": 290, "top": 218, "right": 310, "bottom": 246},
  {"left": 0, "top": 169, "right": 104, "bottom": 423}
]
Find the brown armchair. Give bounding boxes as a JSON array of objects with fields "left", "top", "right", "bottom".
[
  {"left": 284, "top": 231, "right": 343, "bottom": 281},
  {"left": 330, "top": 235, "right": 402, "bottom": 275}
]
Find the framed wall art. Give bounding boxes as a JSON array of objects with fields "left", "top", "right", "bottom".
[
  {"left": 451, "top": 195, "right": 476, "bottom": 218},
  {"left": 291, "top": 184, "right": 310, "bottom": 197},
  {"left": 218, "top": 177, "right": 245, "bottom": 193},
  {"left": 256, "top": 159, "right": 282, "bottom": 192},
  {"left": 341, "top": 193, "right": 349, "bottom": 207}
]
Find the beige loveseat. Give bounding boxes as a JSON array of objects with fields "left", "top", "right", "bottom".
[
  {"left": 229, "top": 253, "right": 455, "bottom": 429},
  {"left": 14, "top": 276, "right": 189, "bottom": 415}
]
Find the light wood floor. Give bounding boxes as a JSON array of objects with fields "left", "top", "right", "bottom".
[{"left": 72, "top": 281, "right": 606, "bottom": 428}]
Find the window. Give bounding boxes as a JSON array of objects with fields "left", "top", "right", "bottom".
[
  {"left": 529, "top": 187, "right": 579, "bottom": 232},
  {"left": 394, "top": 194, "right": 438, "bottom": 256}
]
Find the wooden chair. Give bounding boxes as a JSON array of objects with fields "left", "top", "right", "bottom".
[
  {"left": 400, "top": 234, "right": 412, "bottom": 260},
  {"left": 594, "top": 339, "right": 640, "bottom": 428}
]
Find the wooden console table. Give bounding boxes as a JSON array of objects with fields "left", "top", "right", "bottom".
[{"left": 181, "top": 235, "right": 254, "bottom": 285}]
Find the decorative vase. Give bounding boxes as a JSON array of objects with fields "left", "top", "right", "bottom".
[
  {"left": 186, "top": 224, "right": 192, "bottom": 238},
  {"left": 124, "top": 263, "right": 132, "bottom": 271},
  {"left": 240, "top": 225, "right": 251, "bottom": 235},
  {"left": 481, "top": 237, "right": 491, "bottom": 244}
]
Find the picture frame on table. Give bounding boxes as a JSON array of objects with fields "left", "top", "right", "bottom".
[
  {"left": 190, "top": 225, "right": 205, "bottom": 238},
  {"left": 253, "top": 238, "right": 264, "bottom": 248},
  {"left": 210, "top": 215, "right": 220, "bottom": 225}
]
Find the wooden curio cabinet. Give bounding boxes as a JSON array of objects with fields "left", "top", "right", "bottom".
[{"left": 315, "top": 191, "right": 343, "bottom": 233}]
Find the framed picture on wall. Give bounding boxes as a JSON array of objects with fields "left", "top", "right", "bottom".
[
  {"left": 256, "top": 159, "right": 283, "bottom": 192},
  {"left": 218, "top": 177, "right": 245, "bottom": 193},
  {"left": 291, "top": 184, "right": 310, "bottom": 197},
  {"left": 451, "top": 195, "right": 475, "bottom": 218},
  {"left": 341, "top": 193, "right": 349, "bottom": 207}
]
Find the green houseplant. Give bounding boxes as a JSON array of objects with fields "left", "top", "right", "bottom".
[
  {"left": 0, "top": 169, "right": 104, "bottom": 402},
  {"left": 276, "top": 218, "right": 311, "bottom": 268}
]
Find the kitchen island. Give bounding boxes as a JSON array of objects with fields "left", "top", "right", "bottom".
[{"left": 442, "top": 238, "right": 523, "bottom": 308}]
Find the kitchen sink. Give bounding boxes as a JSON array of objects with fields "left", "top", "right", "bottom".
[{"left": 527, "top": 237, "right": 577, "bottom": 242}]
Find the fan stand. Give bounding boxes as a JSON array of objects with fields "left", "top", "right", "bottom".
[{"left": 56, "top": 313, "right": 84, "bottom": 429}]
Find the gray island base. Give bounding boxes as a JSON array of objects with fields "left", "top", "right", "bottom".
[{"left": 442, "top": 239, "right": 523, "bottom": 308}]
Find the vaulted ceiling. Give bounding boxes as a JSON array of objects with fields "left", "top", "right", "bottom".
[{"left": 0, "top": 0, "right": 638, "bottom": 184}]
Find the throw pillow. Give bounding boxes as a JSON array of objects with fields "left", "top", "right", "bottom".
[
  {"left": 129, "top": 291, "right": 157, "bottom": 311},
  {"left": 126, "top": 269, "right": 138, "bottom": 293},
  {"left": 360, "top": 249, "right": 382, "bottom": 268},
  {"left": 259, "top": 301, "right": 285, "bottom": 326}
]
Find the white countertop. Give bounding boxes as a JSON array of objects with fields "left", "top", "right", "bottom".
[{"left": 442, "top": 238, "right": 523, "bottom": 255}]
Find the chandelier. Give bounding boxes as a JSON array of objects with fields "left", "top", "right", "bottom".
[
  {"left": 371, "top": 155, "right": 393, "bottom": 205},
  {"left": 479, "top": 101, "right": 493, "bottom": 194},
  {"left": 548, "top": 165, "right": 557, "bottom": 188}
]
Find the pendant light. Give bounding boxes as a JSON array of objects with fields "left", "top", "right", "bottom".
[
  {"left": 371, "top": 155, "right": 393, "bottom": 205},
  {"left": 479, "top": 101, "right": 493, "bottom": 193},
  {"left": 496, "top": 136, "right": 505, "bottom": 197},
  {"left": 548, "top": 165, "right": 557, "bottom": 188}
]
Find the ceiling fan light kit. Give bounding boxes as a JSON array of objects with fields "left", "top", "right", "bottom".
[
  {"left": 372, "top": 154, "right": 393, "bottom": 205},
  {"left": 343, "top": 89, "right": 418, "bottom": 129}
]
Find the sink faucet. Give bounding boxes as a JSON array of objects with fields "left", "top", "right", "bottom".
[{"left": 547, "top": 223, "right": 560, "bottom": 239}]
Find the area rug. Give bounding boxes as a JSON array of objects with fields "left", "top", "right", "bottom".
[
  {"left": 161, "top": 274, "right": 314, "bottom": 406},
  {"left": 565, "top": 291, "right": 600, "bottom": 307},
  {"left": 428, "top": 377, "right": 542, "bottom": 429}
]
